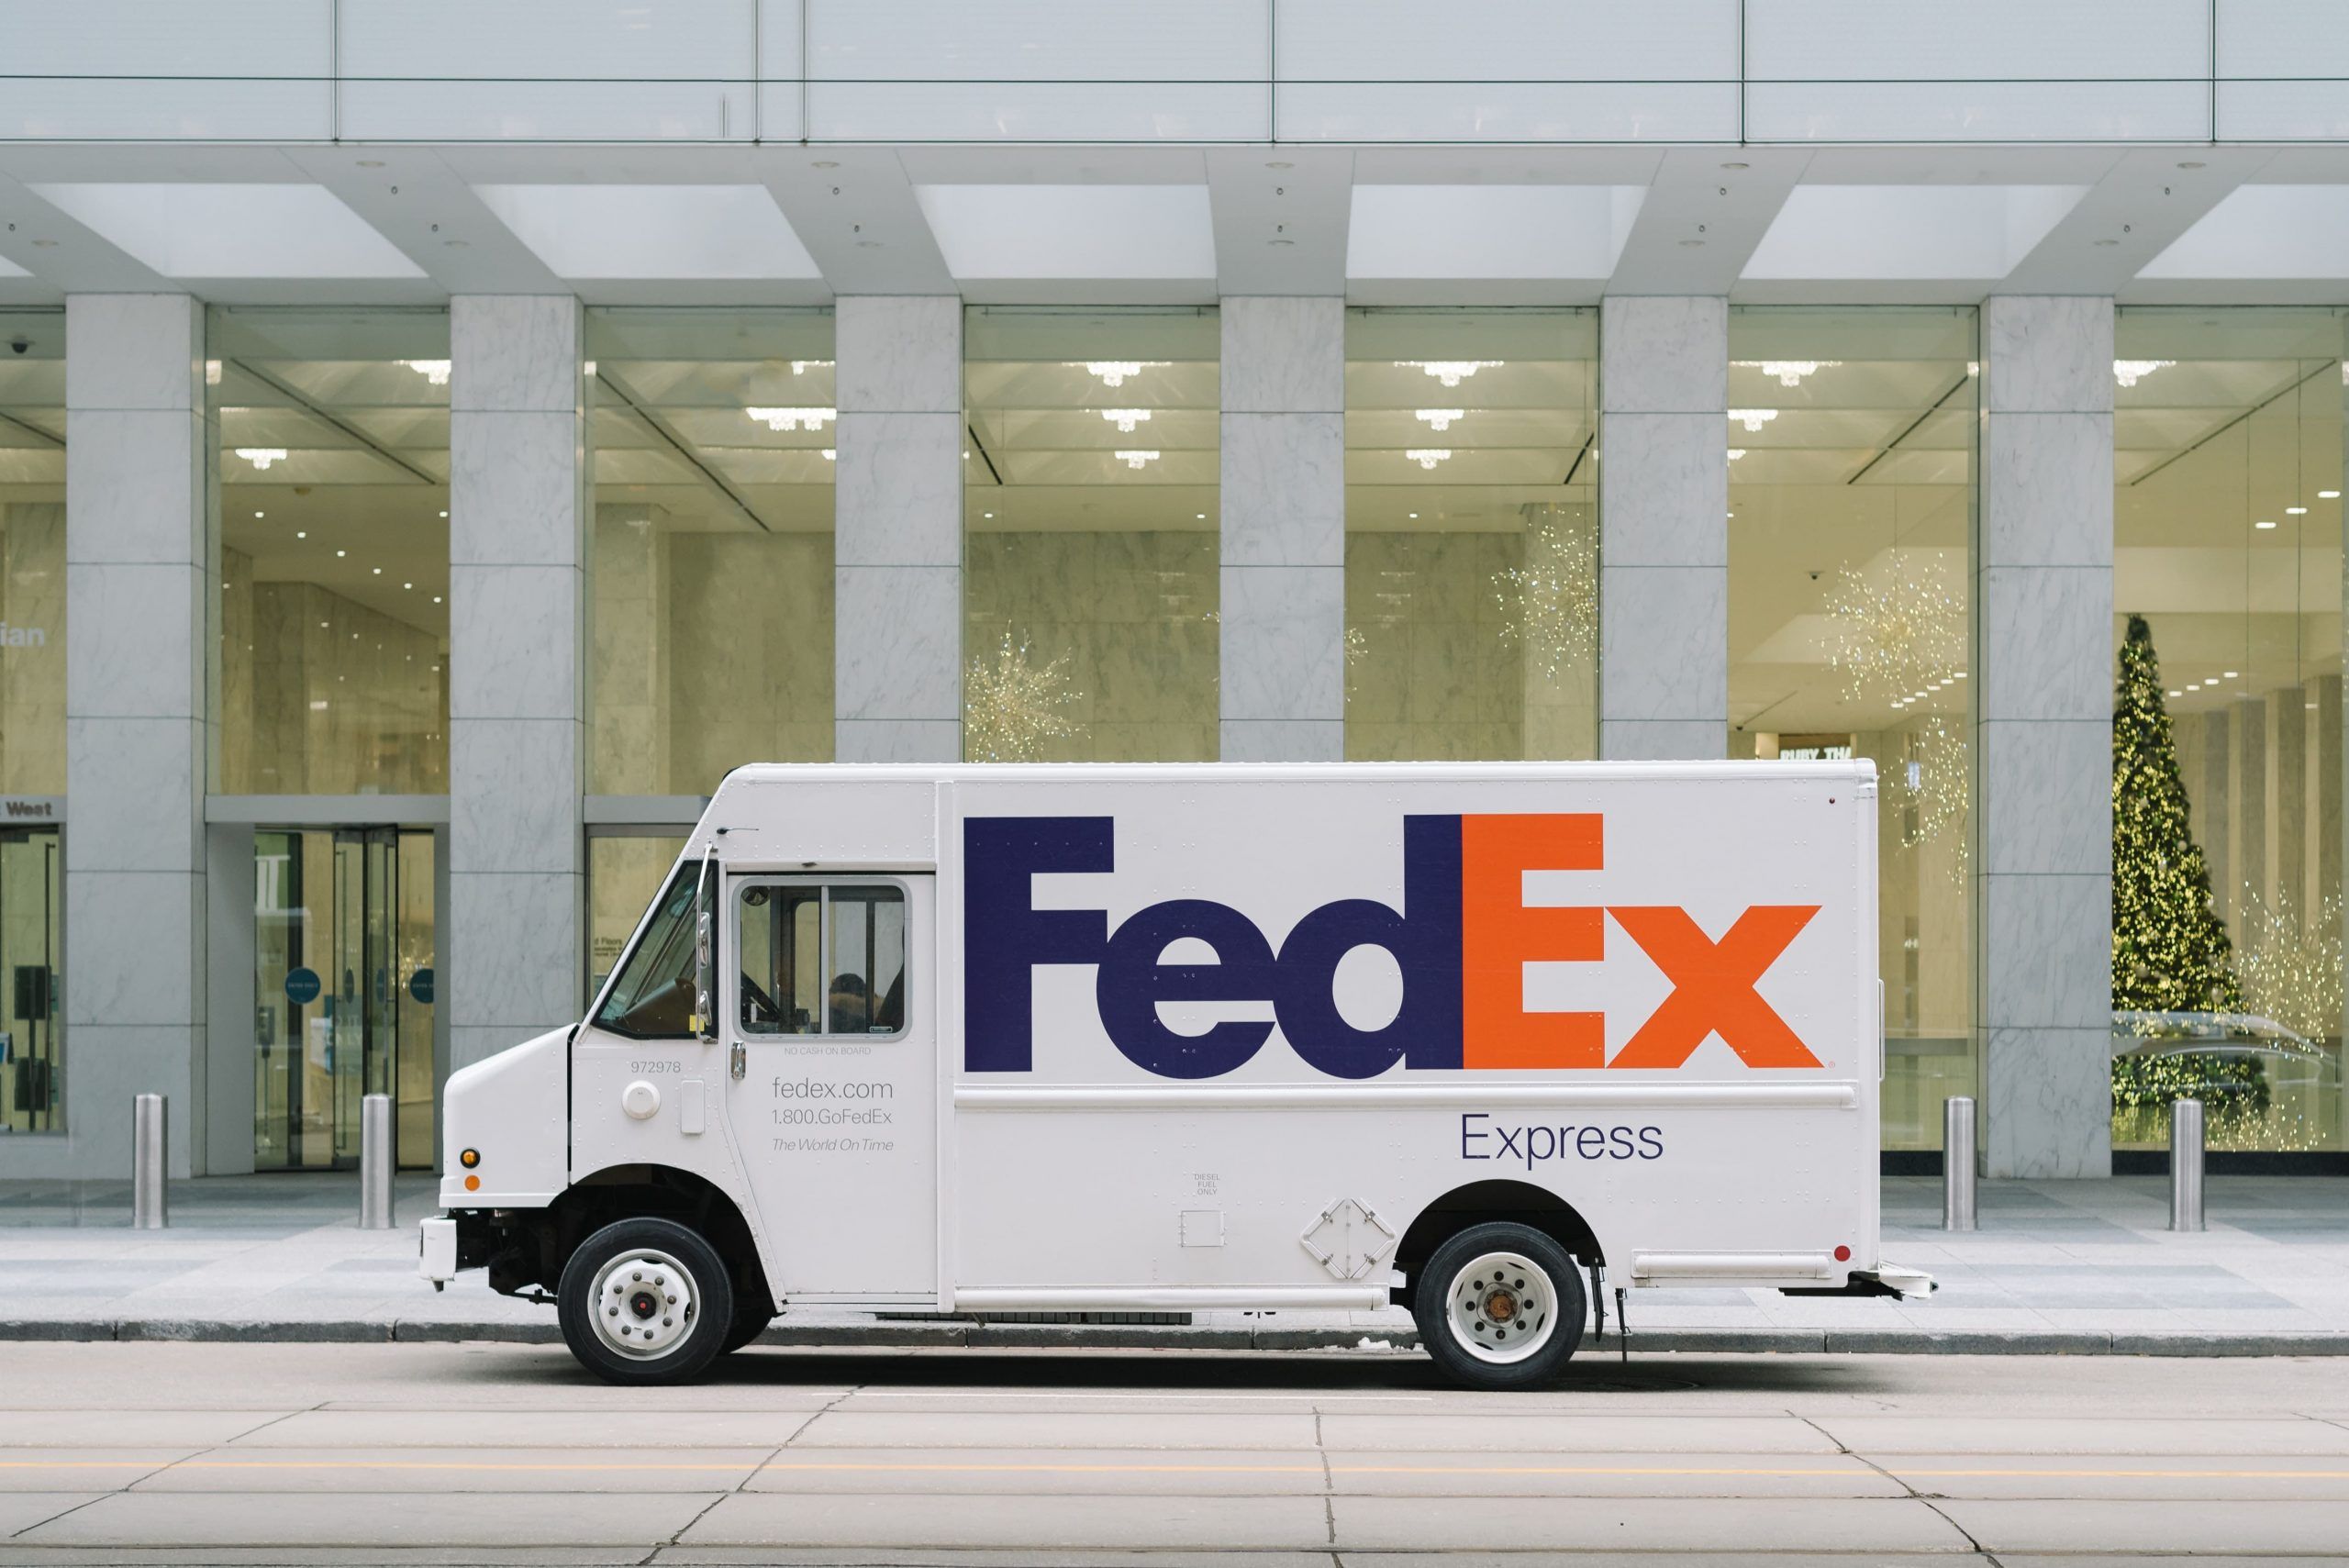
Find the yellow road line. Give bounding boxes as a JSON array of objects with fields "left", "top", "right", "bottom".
[{"left": 5, "top": 1458, "right": 2349, "bottom": 1481}]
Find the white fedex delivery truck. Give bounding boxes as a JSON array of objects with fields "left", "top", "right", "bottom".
[{"left": 422, "top": 762, "right": 1927, "bottom": 1389}]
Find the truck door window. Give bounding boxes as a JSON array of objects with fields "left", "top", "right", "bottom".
[
  {"left": 739, "top": 885, "right": 823, "bottom": 1034},
  {"left": 592, "top": 862, "right": 704, "bottom": 1039},
  {"left": 828, "top": 885, "right": 907, "bottom": 1035},
  {"left": 734, "top": 880, "right": 907, "bottom": 1038}
]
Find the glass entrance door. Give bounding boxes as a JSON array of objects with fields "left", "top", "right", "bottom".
[
  {"left": 254, "top": 828, "right": 435, "bottom": 1170},
  {"left": 0, "top": 826, "right": 61, "bottom": 1133}
]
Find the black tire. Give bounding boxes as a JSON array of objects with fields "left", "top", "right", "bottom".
[
  {"left": 1411, "top": 1221, "right": 1586, "bottom": 1391},
  {"left": 557, "top": 1217, "right": 735, "bottom": 1386},
  {"left": 720, "top": 1301, "right": 774, "bottom": 1356}
]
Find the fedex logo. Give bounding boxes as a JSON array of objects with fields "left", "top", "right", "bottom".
[{"left": 964, "top": 814, "right": 1824, "bottom": 1081}]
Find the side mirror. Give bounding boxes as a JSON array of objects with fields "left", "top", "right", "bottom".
[{"left": 692, "top": 851, "right": 717, "bottom": 1043}]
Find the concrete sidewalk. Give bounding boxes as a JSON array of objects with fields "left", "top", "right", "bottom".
[{"left": 5, "top": 1173, "right": 2348, "bottom": 1355}]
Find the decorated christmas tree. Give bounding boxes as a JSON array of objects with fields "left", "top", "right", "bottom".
[{"left": 2110, "top": 614, "right": 2260, "bottom": 1113}]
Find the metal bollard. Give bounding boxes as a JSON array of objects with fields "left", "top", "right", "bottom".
[
  {"left": 2170, "top": 1097, "right": 2205, "bottom": 1232},
  {"left": 1943, "top": 1095, "right": 1976, "bottom": 1232},
  {"left": 359, "top": 1093, "right": 394, "bottom": 1230},
  {"left": 131, "top": 1093, "right": 167, "bottom": 1229}
]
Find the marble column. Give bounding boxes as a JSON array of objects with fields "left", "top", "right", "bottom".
[
  {"left": 448, "top": 296, "right": 585, "bottom": 1073},
  {"left": 1597, "top": 296, "right": 1728, "bottom": 761},
  {"left": 60, "top": 294, "right": 207, "bottom": 1176},
  {"left": 1219, "top": 296, "right": 1343, "bottom": 762},
  {"left": 834, "top": 297, "right": 962, "bottom": 763},
  {"left": 1978, "top": 295, "right": 2115, "bottom": 1180}
]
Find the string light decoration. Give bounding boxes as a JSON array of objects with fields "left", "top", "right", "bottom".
[
  {"left": 964, "top": 631, "right": 1084, "bottom": 762},
  {"left": 1891, "top": 713, "right": 1970, "bottom": 886},
  {"left": 2233, "top": 885, "right": 2343, "bottom": 1049},
  {"left": 2110, "top": 614, "right": 2254, "bottom": 1114},
  {"left": 1822, "top": 554, "right": 1965, "bottom": 700},
  {"left": 1492, "top": 509, "right": 1598, "bottom": 683},
  {"left": 1342, "top": 623, "right": 1368, "bottom": 704}
]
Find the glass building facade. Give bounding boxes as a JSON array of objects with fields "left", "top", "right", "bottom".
[
  {"left": 2111, "top": 309, "right": 2348, "bottom": 1153},
  {"left": 1344, "top": 310, "right": 1598, "bottom": 762},
  {"left": 961, "top": 308, "right": 1220, "bottom": 762},
  {"left": 1727, "top": 308, "right": 1979, "bottom": 1151},
  {"left": 0, "top": 308, "right": 62, "bottom": 1135},
  {"left": 210, "top": 309, "right": 452, "bottom": 796}
]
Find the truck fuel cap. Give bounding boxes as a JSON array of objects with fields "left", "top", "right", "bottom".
[{"left": 621, "top": 1080, "right": 661, "bottom": 1120}]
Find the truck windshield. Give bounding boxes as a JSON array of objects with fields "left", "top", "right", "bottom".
[{"left": 593, "top": 861, "right": 701, "bottom": 1039}]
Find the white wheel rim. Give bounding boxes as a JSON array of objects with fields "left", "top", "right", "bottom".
[
  {"left": 589, "top": 1247, "right": 700, "bottom": 1362},
  {"left": 1444, "top": 1250, "right": 1560, "bottom": 1365}
]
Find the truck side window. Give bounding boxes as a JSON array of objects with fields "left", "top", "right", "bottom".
[
  {"left": 739, "top": 885, "right": 823, "bottom": 1035},
  {"left": 592, "top": 862, "right": 703, "bottom": 1039}
]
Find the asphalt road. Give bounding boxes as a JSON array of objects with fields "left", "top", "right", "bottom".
[{"left": 5, "top": 1341, "right": 2349, "bottom": 1564}]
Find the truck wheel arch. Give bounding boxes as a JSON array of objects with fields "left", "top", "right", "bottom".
[
  {"left": 1390, "top": 1180, "right": 1605, "bottom": 1305},
  {"left": 527, "top": 1164, "right": 771, "bottom": 1311}
]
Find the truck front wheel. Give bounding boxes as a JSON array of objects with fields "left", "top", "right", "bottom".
[
  {"left": 557, "top": 1218, "right": 736, "bottom": 1385},
  {"left": 1411, "top": 1222, "right": 1586, "bottom": 1391}
]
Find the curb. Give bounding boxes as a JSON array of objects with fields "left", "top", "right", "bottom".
[{"left": 11, "top": 1318, "right": 2349, "bottom": 1357}]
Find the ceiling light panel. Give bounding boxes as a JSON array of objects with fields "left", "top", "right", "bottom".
[
  {"left": 1347, "top": 185, "right": 1646, "bottom": 279},
  {"left": 472, "top": 184, "right": 821, "bottom": 280},
  {"left": 914, "top": 184, "right": 1217, "bottom": 280},
  {"left": 28, "top": 183, "right": 425, "bottom": 279}
]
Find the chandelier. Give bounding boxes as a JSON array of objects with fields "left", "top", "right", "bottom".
[
  {"left": 2113, "top": 360, "right": 2176, "bottom": 387},
  {"left": 1395, "top": 360, "right": 1501, "bottom": 388},
  {"left": 1729, "top": 408, "right": 1779, "bottom": 432},
  {"left": 1100, "top": 408, "right": 1152, "bottom": 433},
  {"left": 397, "top": 359, "right": 451, "bottom": 386},
  {"left": 1405, "top": 449, "right": 1452, "bottom": 470},
  {"left": 1070, "top": 361, "right": 1168, "bottom": 388},
  {"left": 235, "top": 447, "right": 288, "bottom": 470},
  {"left": 1414, "top": 408, "right": 1464, "bottom": 431},
  {"left": 745, "top": 406, "right": 836, "bottom": 432},
  {"left": 1113, "top": 450, "right": 1160, "bottom": 470},
  {"left": 790, "top": 359, "right": 832, "bottom": 376},
  {"left": 1734, "top": 360, "right": 1841, "bottom": 387}
]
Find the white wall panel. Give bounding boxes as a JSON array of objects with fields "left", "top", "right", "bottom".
[
  {"left": 2219, "top": 82, "right": 2349, "bottom": 140},
  {"left": 2218, "top": 0, "right": 2349, "bottom": 77},
  {"left": 1746, "top": 81, "right": 2210, "bottom": 143},
  {"left": 1748, "top": 0, "right": 2209, "bottom": 80},
  {"left": 810, "top": 83, "right": 1268, "bottom": 142},
  {"left": 341, "top": 0, "right": 753, "bottom": 80},
  {"left": 756, "top": 0, "right": 807, "bottom": 80},
  {"left": 0, "top": 0, "right": 327, "bottom": 75},
  {"left": 808, "top": 0, "right": 1268, "bottom": 81},
  {"left": 1277, "top": 83, "right": 1736, "bottom": 143},
  {"left": 1277, "top": 0, "right": 1736, "bottom": 82},
  {"left": 340, "top": 82, "right": 755, "bottom": 142},
  {"left": 0, "top": 80, "right": 331, "bottom": 140}
]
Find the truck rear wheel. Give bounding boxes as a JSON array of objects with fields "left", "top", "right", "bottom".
[
  {"left": 1411, "top": 1221, "right": 1586, "bottom": 1391},
  {"left": 557, "top": 1218, "right": 735, "bottom": 1385}
]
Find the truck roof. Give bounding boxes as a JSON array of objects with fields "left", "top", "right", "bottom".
[{"left": 688, "top": 758, "right": 1877, "bottom": 867}]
